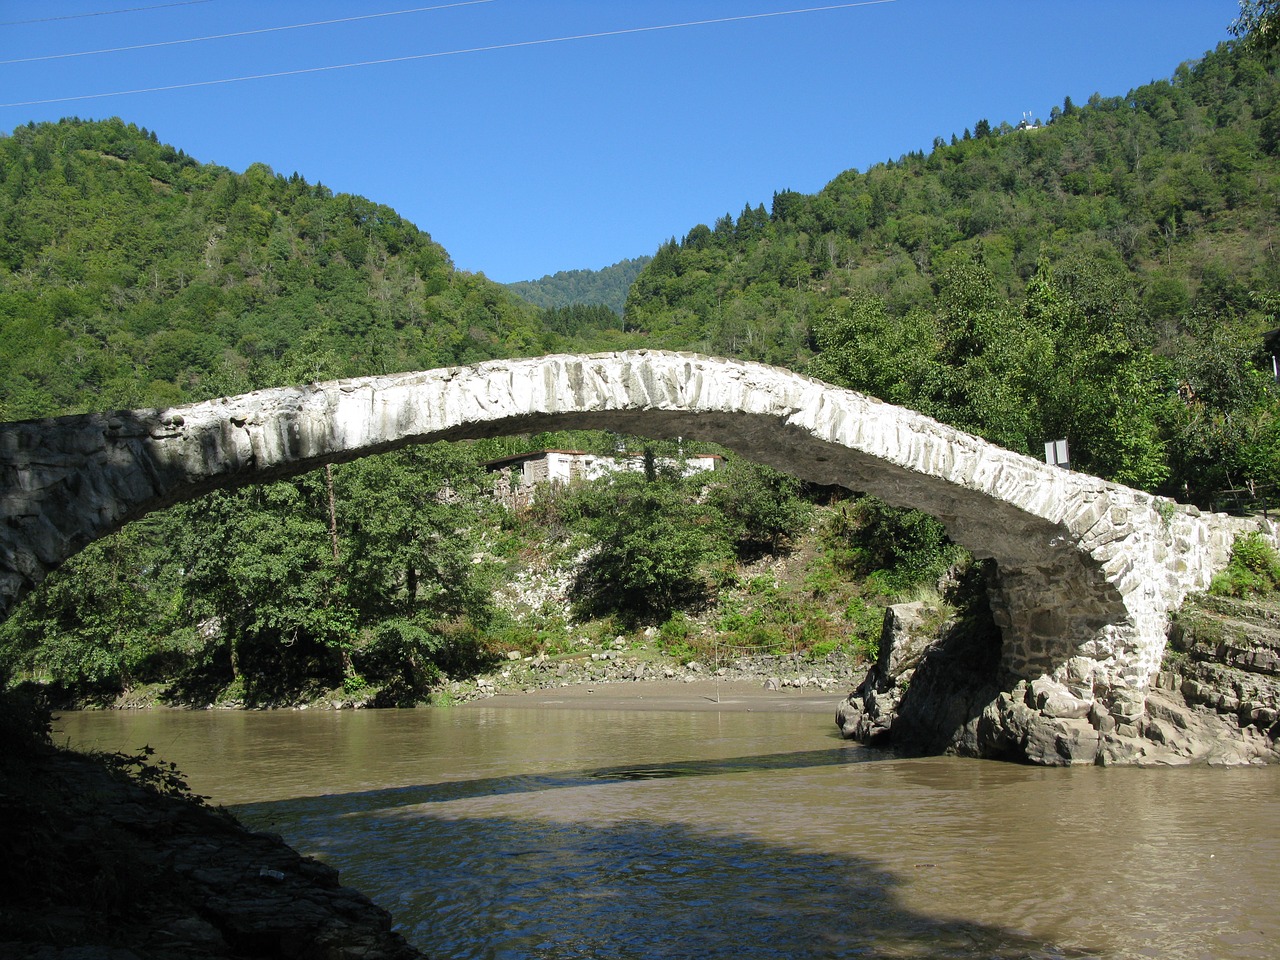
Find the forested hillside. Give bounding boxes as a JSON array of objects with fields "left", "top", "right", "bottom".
[
  {"left": 623, "top": 39, "right": 1280, "bottom": 504},
  {"left": 504, "top": 256, "right": 651, "bottom": 316},
  {"left": 0, "top": 117, "right": 639, "bottom": 422}
]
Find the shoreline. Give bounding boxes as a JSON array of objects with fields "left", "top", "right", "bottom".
[
  {"left": 465, "top": 677, "right": 841, "bottom": 714},
  {"left": 61, "top": 647, "right": 868, "bottom": 713}
]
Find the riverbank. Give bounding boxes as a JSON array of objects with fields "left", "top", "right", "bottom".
[
  {"left": 0, "top": 737, "right": 426, "bottom": 959},
  {"left": 468, "top": 677, "right": 839, "bottom": 713},
  {"left": 71, "top": 645, "right": 867, "bottom": 712},
  {"left": 438, "top": 645, "right": 864, "bottom": 709}
]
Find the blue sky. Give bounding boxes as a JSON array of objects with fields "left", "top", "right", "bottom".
[{"left": 1, "top": 1, "right": 1244, "bottom": 283}]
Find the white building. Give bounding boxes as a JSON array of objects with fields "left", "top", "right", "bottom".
[{"left": 484, "top": 448, "right": 721, "bottom": 507}]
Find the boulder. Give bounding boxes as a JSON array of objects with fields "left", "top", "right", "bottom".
[{"left": 1029, "top": 675, "right": 1092, "bottom": 720}]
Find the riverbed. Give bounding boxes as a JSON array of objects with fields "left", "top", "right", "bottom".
[{"left": 57, "top": 681, "right": 1280, "bottom": 960}]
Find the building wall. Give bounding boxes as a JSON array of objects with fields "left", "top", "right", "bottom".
[{"left": 488, "top": 450, "right": 721, "bottom": 508}]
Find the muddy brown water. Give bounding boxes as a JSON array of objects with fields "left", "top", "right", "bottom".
[{"left": 57, "top": 682, "right": 1280, "bottom": 960}]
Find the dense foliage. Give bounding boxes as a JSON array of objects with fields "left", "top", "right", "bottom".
[
  {"left": 504, "top": 256, "right": 651, "bottom": 316},
  {"left": 0, "top": 444, "right": 507, "bottom": 705},
  {"left": 621, "top": 39, "right": 1280, "bottom": 505},
  {"left": 1233, "top": 0, "right": 1280, "bottom": 51}
]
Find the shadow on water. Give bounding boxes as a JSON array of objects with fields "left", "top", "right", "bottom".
[
  {"left": 236, "top": 811, "right": 1100, "bottom": 960},
  {"left": 232, "top": 749, "right": 1104, "bottom": 960},
  {"left": 243, "top": 745, "right": 882, "bottom": 812}
]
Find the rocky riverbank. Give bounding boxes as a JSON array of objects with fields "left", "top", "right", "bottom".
[
  {"left": 836, "top": 595, "right": 1280, "bottom": 766},
  {"left": 80, "top": 637, "right": 867, "bottom": 713},
  {"left": 442, "top": 641, "right": 865, "bottom": 706},
  {"left": 0, "top": 735, "right": 424, "bottom": 959}
]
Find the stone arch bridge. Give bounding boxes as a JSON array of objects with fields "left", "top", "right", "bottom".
[{"left": 0, "top": 351, "right": 1271, "bottom": 711}]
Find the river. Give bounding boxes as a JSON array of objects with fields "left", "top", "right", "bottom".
[{"left": 56, "top": 684, "right": 1280, "bottom": 960}]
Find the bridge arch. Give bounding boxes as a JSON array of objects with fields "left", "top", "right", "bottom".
[{"left": 0, "top": 351, "right": 1269, "bottom": 707}]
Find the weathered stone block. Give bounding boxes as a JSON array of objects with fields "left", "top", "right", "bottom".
[
  {"left": 1024, "top": 717, "right": 1100, "bottom": 766},
  {"left": 1109, "top": 688, "right": 1146, "bottom": 723},
  {"left": 1030, "top": 675, "right": 1092, "bottom": 719}
]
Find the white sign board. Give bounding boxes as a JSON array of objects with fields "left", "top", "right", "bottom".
[{"left": 1044, "top": 438, "right": 1070, "bottom": 469}]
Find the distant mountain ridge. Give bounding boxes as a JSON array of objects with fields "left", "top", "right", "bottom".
[{"left": 505, "top": 256, "right": 651, "bottom": 315}]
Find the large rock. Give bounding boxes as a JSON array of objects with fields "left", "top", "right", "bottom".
[
  {"left": 838, "top": 591, "right": 1280, "bottom": 766},
  {"left": 836, "top": 602, "right": 936, "bottom": 743},
  {"left": 838, "top": 581, "right": 1005, "bottom": 758}
]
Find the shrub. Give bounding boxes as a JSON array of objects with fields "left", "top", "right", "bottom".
[
  {"left": 822, "top": 495, "right": 959, "bottom": 594},
  {"left": 569, "top": 473, "right": 716, "bottom": 625},
  {"left": 1210, "top": 532, "right": 1280, "bottom": 597},
  {"left": 842, "top": 596, "right": 885, "bottom": 661}
]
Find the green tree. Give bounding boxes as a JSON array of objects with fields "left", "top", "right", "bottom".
[
  {"left": 569, "top": 472, "right": 718, "bottom": 624},
  {"left": 707, "top": 459, "right": 813, "bottom": 558},
  {"left": 823, "top": 495, "right": 959, "bottom": 594},
  {"left": 809, "top": 294, "right": 944, "bottom": 411},
  {"left": 1232, "top": 0, "right": 1280, "bottom": 50},
  {"left": 334, "top": 446, "right": 495, "bottom": 686},
  {"left": 0, "top": 517, "right": 185, "bottom": 698},
  {"left": 176, "top": 478, "right": 354, "bottom": 702}
]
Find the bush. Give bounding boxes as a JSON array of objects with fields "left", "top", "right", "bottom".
[
  {"left": 569, "top": 473, "right": 717, "bottom": 625},
  {"left": 656, "top": 612, "right": 702, "bottom": 661},
  {"left": 822, "top": 495, "right": 959, "bottom": 594},
  {"left": 707, "top": 459, "right": 812, "bottom": 559},
  {"left": 352, "top": 617, "right": 446, "bottom": 702},
  {"left": 842, "top": 596, "right": 884, "bottom": 660},
  {"left": 1210, "top": 532, "right": 1280, "bottom": 597}
]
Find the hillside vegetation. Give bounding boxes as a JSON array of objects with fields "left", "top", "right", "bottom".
[
  {"left": 623, "top": 39, "right": 1280, "bottom": 504},
  {"left": 504, "top": 256, "right": 651, "bottom": 316},
  {"left": 0, "top": 118, "right": 645, "bottom": 422},
  {"left": 3, "top": 27, "right": 1280, "bottom": 707}
]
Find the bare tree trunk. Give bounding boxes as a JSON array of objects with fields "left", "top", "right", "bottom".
[
  {"left": 325, "top": 464, "right": 340, "bottom": 563},
  {"left": 324, "top": 464, "right": 355, "bottom": 678}
]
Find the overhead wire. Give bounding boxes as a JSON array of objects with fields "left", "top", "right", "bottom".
[
  {"left": 1, "top": 0, "right": 497, "bottom": 65},
  {"left": 0, "top": 1, "right": 214, "bottom": 27},
  {"left": 0, "top": 0, "right": 897, "bottom": 109}
]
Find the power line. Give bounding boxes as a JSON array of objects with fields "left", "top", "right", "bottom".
[
  {"left": 1, "top": 1, "right": 497, "bottom": 65},
  {"left": 0, "top": 1, "right": 214, "bottom": 27},
  {"left": 0, "top": 0, "right": 897, "bottom": 109}
]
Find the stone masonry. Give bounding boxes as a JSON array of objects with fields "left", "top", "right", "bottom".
[{"left": 1, "top": 351, "right": 1273, "bottom": 715}]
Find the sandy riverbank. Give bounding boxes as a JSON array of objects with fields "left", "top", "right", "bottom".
[{"left": 463, "top": 677, "right": 841, "bottom": 715}]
